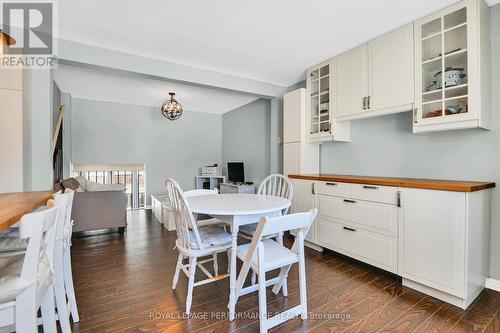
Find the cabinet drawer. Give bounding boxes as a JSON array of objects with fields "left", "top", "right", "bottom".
[
  {"left": 316, "top": 181, "right": 351, "bottom": 197},
  {"left": 318, "top": 218, "right": 397, "bottom": 273},
  {"left": 317, "top": 195, "right": 397, "bottom": 237},
  {"left": 351, "top": 183, "right": 398, "bottom": 205}
]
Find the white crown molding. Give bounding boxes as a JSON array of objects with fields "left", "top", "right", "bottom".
[
  {"left": 486, "top": 278, "right": 500, "bottom": 292},
  {"left": 486, "top": 0, "right": 500, "bottom": 6}
]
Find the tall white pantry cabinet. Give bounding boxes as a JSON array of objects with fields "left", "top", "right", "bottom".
[{"left": 283, "top": 88, "right": 319, "bottom": 177}]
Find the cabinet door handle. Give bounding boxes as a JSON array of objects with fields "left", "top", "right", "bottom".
[
  {"left": 413, "top": 108, "right": 418, "bottom": 124},
  {"left": 312, "top": 183, "right": 316, "bottom": 195},
  {"left": 362, "top": 97, "right": 367, "bottom": 110},
  {"left": 326, "top": 182, "right": 337, "bottom": 186},
  {"left": 343, "top": 199, "right": 357, "bottom": 204},
  {"left": 363, "top": 185, "right": 379, "bottom": 190},
  {"left": 397, "top": 191, "right": 401, "bottom": 208},
  {"left": 367, "top": 96, "right": 371, "bottom": 109},
  {"left": 343, "top": 226, "right": 357, "bottom": 232}
]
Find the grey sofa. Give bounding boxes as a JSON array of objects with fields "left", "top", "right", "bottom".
[{"left": 59, "top": 177, "right": 127, "bottom": 232}]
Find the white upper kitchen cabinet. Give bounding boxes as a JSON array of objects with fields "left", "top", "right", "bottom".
[
  {"left": 368, "top": 23, "right": 415, "bottom": 115},
  {"left": 334, "top": 24, "right": 414, "bottom": 121},
  {"left": 306, "top": 59, "right": 350, "bottom": 143},
  {"left": 413, "top": 0, "right": 490, "bottom": 133},
  {"left": 335, "top": 44, "right": 369, "bottom": 119}
]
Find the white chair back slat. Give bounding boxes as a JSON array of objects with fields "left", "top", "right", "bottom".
[
  {"left": 19, "top": 206, "right": 59, "bottom": 283},
  {"left": 261, "top": 210, "right": 316, "bottom": 241},
  {"left": 258, "top": 174, "right": 293, "bottom": 215},
  {"left": 166, "top": 178, "right": 204, "bottom": 251}
]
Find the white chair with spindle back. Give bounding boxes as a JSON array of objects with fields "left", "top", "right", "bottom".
[
  {"left": 0, "top": 206, "right": 59, "bottom": 333},
  {"left": 234, "top": 209, "right": 317, "bottom": 333},
  {"left": 183, "top": 188, "right": 228, "bottom": 276},
  {"left": 239, "top": 174, "right": 293, "bottom": 288},
  {"left": 167, "top": 178, "right": 232, "bottom": 315}
]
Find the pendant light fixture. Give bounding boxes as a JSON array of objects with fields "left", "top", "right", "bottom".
[{"left": 161, "top": 92, "right": 183, "bottom": 121}]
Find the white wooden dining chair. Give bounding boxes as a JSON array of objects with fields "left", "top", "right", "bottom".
[
  {"left": 51, "top": 190, "right": 79, "bottom": 333},
  {"left": 239, "top": 174, "right": 293, "bottom": 288},
  {"left": 183, "top": 188, "right": 228, "bottom": 276},
  {"left": 0, "top": 206, "right": 59, "bottom": 333},
  {"left": 166, "top": 178, "right": 232, "bottom": 315},
  {"left": 234, "top": 209, "right": 317, "bottom": 333}
]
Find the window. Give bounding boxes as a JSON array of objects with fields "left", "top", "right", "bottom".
[{"left": 73, "top": 165, "right": 146, "bottom": 209}]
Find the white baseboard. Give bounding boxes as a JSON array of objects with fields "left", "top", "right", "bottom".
[{"left": 486, "top": 278, "right": 500, "bottom": 292}]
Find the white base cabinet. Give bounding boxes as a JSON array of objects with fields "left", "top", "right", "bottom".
[
  {"left": 398, "top": 188, "right": 491, "bottom": 309},
  {"left": 288, "top": 177, "right": 492, "bottom": 309},
  {"left": 315, "top": 182, "right": 399, "bottom": 273},
  {"left": 289, "top": 179, "right": 319, "bottom": 248}
]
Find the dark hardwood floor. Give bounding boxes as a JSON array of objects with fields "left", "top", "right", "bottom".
[{"left": 70, "top": 210, "right": 500, "bottom": 333}]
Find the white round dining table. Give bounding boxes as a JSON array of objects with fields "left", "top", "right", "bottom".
[{"left": 187, "top": 193, "right": 291, "bottom": 321}]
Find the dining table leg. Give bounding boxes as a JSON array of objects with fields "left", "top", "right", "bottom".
[{"left": 228, "top": 222, "right": 238, "bottom": 321}]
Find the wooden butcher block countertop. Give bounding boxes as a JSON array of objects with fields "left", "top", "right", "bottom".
[{"left": 288, "top": 174, "right": 495, "bottom": 192}]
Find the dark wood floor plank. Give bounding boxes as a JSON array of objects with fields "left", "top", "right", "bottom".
[
  {"left": 377, "top": 297, "right": 443, "bottom": 332},
  {"left": 68, "top": 210, "right": 500, "bottom": 333}
]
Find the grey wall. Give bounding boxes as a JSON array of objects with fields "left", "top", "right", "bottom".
[
  {"left": 222, "top": 99, "right": 271, "bottom": 185},
  {"left": 316, "top": 4, "right": 500, "bottom": 279},
  {"left": 71, "top": 98, "right": 222, "bottom": 204}
]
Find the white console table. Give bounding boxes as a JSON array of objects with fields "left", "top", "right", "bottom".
[
  {"left": 219, "top": 183, "right": 256, "bottom": 194},
  {"left": 196, "top": 176, "right": 225, "bottom": 190}
]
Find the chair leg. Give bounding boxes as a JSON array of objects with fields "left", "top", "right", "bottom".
[
  {"left": 298, "top": 248, "right": 308, "bottom": 319},
  {"left": 172, "top": 252, "right": 183, "bottom": 289},
  {"left": 186, "top": 256, "right": 197, "bottom": 315},
  {"left": 55, "top": 275, "right": 72, "bottom": 333},
  {"left": 40, "top": 286, "right": 57, "bottom": 333},
  {"left": 258, "top": 271, "right": 268, "bottom": 333},
  {"left": 64, "top": 247, "right": 80, "bottom": 322},
  {"left": 276, "top": 232, "right": 288, "bottom": 296},
  {"left": 226, "top": 249, "right": 231, "bottom": 273},
  {"left": 15, "top": 286, "right": 37, "bottom": 333},
  {"left": 213, "top": 253, "right": 219, "bottom": 276}
]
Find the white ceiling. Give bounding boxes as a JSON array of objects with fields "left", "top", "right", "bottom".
[
  {"left": 53, "top": 65, "right": 259, "bottom": 114},
  {"left": 55, "top": 0, "right": 494, "bottom": 87}
]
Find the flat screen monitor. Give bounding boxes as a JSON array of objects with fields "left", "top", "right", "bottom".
[{"left": 227, "top": 162, "right": 244, "bottom": 183}]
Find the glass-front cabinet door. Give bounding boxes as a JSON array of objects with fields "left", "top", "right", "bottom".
[
  {"left": 307, "top": 59, "right": 333, "bottom": 142},
  {"left": 414, "top": 0, "right": 489, "bottom": 132}
]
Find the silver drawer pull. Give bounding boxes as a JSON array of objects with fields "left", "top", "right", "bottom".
[
  {"left": 363, "top": 185, "right": 379, "bottom": 190},
  {"left": 343, "top": 226, "right": 356, "bottom": 232},
  {"left": 343, "top": 199, "right": 357, "bottom": 204},
  {"left": 326, "top": 182, "right": 337, "bottom": 186}
]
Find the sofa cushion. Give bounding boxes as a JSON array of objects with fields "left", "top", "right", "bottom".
[
  {"left": 85, "top": 181, "right": 125, "bottom": 192},
  {"left": 61, "top": 177, "right": 81, "bottom": 191}
]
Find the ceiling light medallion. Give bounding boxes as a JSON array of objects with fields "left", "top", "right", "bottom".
[{"left": 161, "top": 92, "right": 183, "bottom": 121}]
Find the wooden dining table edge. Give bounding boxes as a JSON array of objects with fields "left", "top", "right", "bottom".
[{"left": 0, "top": 190, "right": 57, "bottom": 233}]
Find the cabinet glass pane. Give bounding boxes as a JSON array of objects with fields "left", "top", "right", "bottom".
[
  {"left": 310, "top": 69, "right": 319, "bottom": 81},
  {"left": 422, "top": 34, "right": 442, "bottom": 62},
  {"left": 423, "top": 101, "right": 443, "bottom": 119},
  {"left": 444, "top": 7, "right": 466, "bottom": 30},
  {"left": 444, "top": 25, "right": 467, "bottom": 55},
  {"left": 310, "top": 123, "right": 319, "bottom": 135},
  {"left": 319, "top": 121, "right": 330, "bottom": 133},
  {"left": 422, "top": 18, "right": 441, "bottom": 39},
  {"left": 320, "top": 64, "right": 329, "bottom": 77},
  {"left": 445, "top": 96, "right": 468, "bottom": 116},
  {"left": 310, "top": 79, "right": 319, "bottom": 96},
  {"left": 320, "top": 76, "right": 329, "bottom": 95}
]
